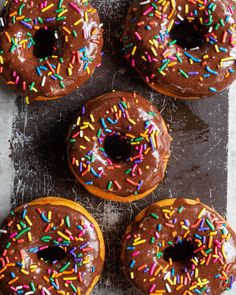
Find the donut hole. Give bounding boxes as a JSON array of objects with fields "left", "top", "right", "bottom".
[
  {"left": 33, "top": 29, "right": 56, "bottom": 59},
  {"left": 169, "top": 21, "right": 205, "bottom": 50},
  {"left": 163, "top": 240, "right": 194, "bottom": 262},
  {"left": 38, "top": 246, "right": 67, "bottom": 262},
  {"left": 104, "top": 133, "right": 131, "bottom": 162}
]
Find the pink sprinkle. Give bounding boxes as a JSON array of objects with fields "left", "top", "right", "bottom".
[
  {"left": 143, "top": 6, "right": 154, "bottom": 16},
  {"left": 69, "top": 2, "right": 81, "bottom": 14},
  {"left": 149, "top": 284, "right": 156, "bottom": 293},
  {"left": 150, "top": 262, "right": 157, "bottom": 275},
  {"left": 132, "top": 251, "right": 140, "bottom": 257},
  {"left": 135, "top": 32, "right": 142, "bottom": 41}
]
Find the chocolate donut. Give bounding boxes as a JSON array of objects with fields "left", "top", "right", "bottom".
[
  {"left": 0, "top": 197, "right": 105, "bottom": 295},
  {"left": 121, "top": 198, "right": 236, "bottom": 294},
  {"left": 67, "top": 91, "right": 171, "bottom": 202},
  {"left": 123, "top": 0, "right": 236, "bottom": 98},
  {"left": 0, "top": 0, "right": 103, "bottom": 101}
]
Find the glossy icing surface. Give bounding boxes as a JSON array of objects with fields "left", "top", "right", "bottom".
[
  {"left": 67, "top": 91, "right": 171, "bottom": 198},
  {"left": 0, "top": 0, "right": 103, "bottom": 100},
  {"left": 121, "top": 198, "right": 236, "bottom": 294},
  {"left": 123, "top": 0, "right": 236, "bottom": 98},
  {"left": 0, "top": 201, "right": 104, "bottom": 294}
]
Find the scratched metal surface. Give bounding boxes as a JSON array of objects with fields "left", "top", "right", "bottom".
[{"left": 9, "top": 0, "right": 228, "bottom": 294}]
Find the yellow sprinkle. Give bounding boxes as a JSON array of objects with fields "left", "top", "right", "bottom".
[
  {"left": 25, "top": 216, "right": 32, "bottom": 226},
  {"left": 76, "top": 117, "right": 81, "bottom": 126},
  {"left": 168, "top": 19, "right": 174, "bottom": 32},
  {"left": 21, "top": 269, "right": 29, "bottom": 275},
  {"left": 133, "top": 239, "right": 146, "bottom": 246},
  {"left": 214, "top": 45, "right": 219, "bottom": 53},
  {"left": 63, "top": 277, "right": 77, "bottom": 280},
  {"left": 58, "top": 9, "right": 68, "bottom": 17},
  {"left": 131, "top": 46, "right": 137, "bottom": 56},
  {"left": 84, "top": 136, "right": 90, "bottom": 142},
  {"left": 130, "top": 272, "right": 134, "bottom": 279},
  {"left": 27, "top": 232, "right": 32, "bottom": 242},
  {"left": 57, "top": 231, "right": 70, "bottom": 241},
  {"left": 90, "top": 114, "right": 95, "bottom": 122},
  {"left": 128, "top": 119, "right": 136, "bottom": 125},
  {"left": 185, "top": 4, "right": 189, "bottom": 13},
  {"left": 41, "top": 3, "right": 54, "bottom": 12},
  {"left": 198, "top": 208, "right": 206, "bottom": 219},
  {"left": 151, "top": 47, "right": 157, "bottom": 56},
  {"left": 86, "top": 67, "right": 90, "bottom": 75}
]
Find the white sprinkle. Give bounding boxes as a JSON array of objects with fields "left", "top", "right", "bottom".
[
  {"left": 164, "top": 271, "right": 171, "bottom": 280},
  {"left": 80, "top": 130, "right": 83, "bottom": 137},
  {"left": 0, "top": 229, "right": 7, "bottom": 234},
  {"left": 41, "top": 76, "right": 46, "bottom": 87},
  {"left": 0, "top": 18, "right": 4, "bottom": 27},
  {"left": 42, "top": 288, "right": 51, "bottom": 295},
  {"left": 190, "top": 47, "right": 200, "bottom": 51},
  {"left": 140, "top": 0, "right": 151, "bottom": 5},
  {"left": 177, "top": 14, "right": 184, "bottom": 21},
  {"left": 166, "top": 283, "right": 172, "bottom": 293}
]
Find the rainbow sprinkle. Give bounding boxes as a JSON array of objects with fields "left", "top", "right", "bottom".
[
  {"left": 0, "top": 202, "right": 103, "bottom": 294},
  {"left": 68, "top": 92, "right": 171, "bottom": 198},
  {"left": 0, "top": 0, "right": 103, "bottom": 99},
  {"left": 122, "top": 199, "right": 236, "bottom": 294},
  {"left": 123, "top": 0, "right": 236, "bottom": 97}
]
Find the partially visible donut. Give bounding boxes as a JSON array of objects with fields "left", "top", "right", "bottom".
[
  {"left": 0, "top": 197, "right": 105, "bottom": 295},
  {"left": 123, "top": 0, "right": 236, "bottom": 98},
  {"left": 121, "top": 198, "right": 236, "bottom": 294},
  {"left": 67, "top": 91, "right": 171, "bottom": 202},
  {"left": 0, "top": 0, "right": 103, "bottom": 101}
]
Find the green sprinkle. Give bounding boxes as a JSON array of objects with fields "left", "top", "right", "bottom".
[
  {"left": 30, "top": 282, "right": 36, "bottom": 292},
  {"left": 65, "top": 216, "right": 71, "bottom": 228},
  {"left": 6, "top": 242, "right": 11, "bottom": 249},
  {"left": 107, "top": 181, "right": 113, "bottom": 190},
  {"left": 179, "top": 69, "right": 189, "bottom": 78},
  {"left": 70, "top": 283, "right": 77, "bottom": 293},
  {"left": 206, "top": 218, "right": 215, "bottom": 231},
  {"left": 150, "top": 237, "right": 155, "bottom": 244},
  {"left": 97, "top": 129, "right": 102, "bottom": 137},
  {"left": 148, "top": 111, "right": 157, "bottom": 116},
  {"left": 168, "top": 40, "right": 177, "bottom": 46},
  {"left": 125, "top": 168, "right": 132, "bottom": 174},
  {"left": 60, "top": 262, "right": 71, "bottom": 273},
  {"left": 158, "top": 60, "right": 170, "bottom": 72},
  {"left": 72, "top": 30, "right": 77, "bottom": 38},
  {"left": 15, "top": 227, "right": 31, "bottom": 239},
  {"left": 120, "top": 101, "right": 128, "bottom": 109},
  {"left": 57, "top": 16, "right": 66, "bottom": 21},
  {"left": 18, "top": 3, "right": 25, "bottom": 16},
  {"left": 178, "top": 206, "right": 184, "bottom": 213},
  {"left": 60, "top": 81, "right": 65, "bottom": 89},
  {"left": 150, "top": 213, "right": 159, "bottom": 219}
]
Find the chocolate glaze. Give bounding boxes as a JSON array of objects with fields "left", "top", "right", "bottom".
[
  {"left": 67, "top": 91, "right": 171, "bottom": 199},
  {"left": 0, "top": 0, "right": 103, "bottom": 100},
  {"left": 121, "top": 198, "right": 236, "bottom": 294},
  {"left": 0, "top": 201, "right": 104, "bottom": 294},
  {"left": 123, "top": 0, "right": 236, "bottom": 98}
]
